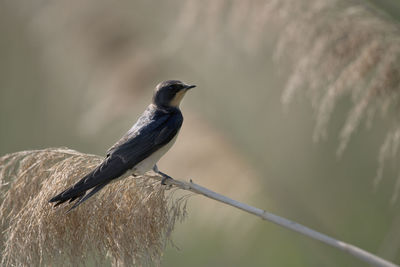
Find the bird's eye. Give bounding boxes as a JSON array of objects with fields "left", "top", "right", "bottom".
[{"left": 171, "top": 85, "right": 181, "bottom": 91}]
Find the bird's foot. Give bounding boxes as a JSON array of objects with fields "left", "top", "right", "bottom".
[
  {"left": 157, "top": 170, "right": 173, "bottom": 186},
  {"left": 161, "top": 174, "right": 173, "bottom": 185},
  {"left": 161, "top": 177, "right": 171, "bottom": 185},
  {"left": 153, "top": 166, "right": 174, "bottom": 187}
]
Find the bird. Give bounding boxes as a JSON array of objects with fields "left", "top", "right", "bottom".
[{"left": 49, "top": 80, "right": 196, "bottom": 212}]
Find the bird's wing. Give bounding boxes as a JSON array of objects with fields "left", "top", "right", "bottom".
[
  {"left": 110, "top": 110, "right": 183, "bottom": 165},
  {"left": 106, "top": 105, "right": 157, "bottom": 157},
  {"left": 49, "top": 109, "right": 183, "bottom": 209},
  {"left": 49, "top": 155, "right": 127, "bottom": 206}
]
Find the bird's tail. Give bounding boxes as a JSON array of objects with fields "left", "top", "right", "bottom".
[
  {"left": 49, "top": 155, "right": 124, "bottom": 211},
  {"left": 49, "top": 178, "right": 109, "bottom": 212},
  {"left": 66, "top": 182, "right": 108, "bottom": 212}
]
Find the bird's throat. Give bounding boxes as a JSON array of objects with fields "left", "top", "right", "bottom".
[{"left": 170, "top": 90, "right": 187, "bottom": 107}]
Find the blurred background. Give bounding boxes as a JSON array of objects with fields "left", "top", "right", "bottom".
[{"left": 1, "top": 0, "right": 400, "bottom": 266}]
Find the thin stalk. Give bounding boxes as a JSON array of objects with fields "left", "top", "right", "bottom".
[{"left": 148, "top": 174, "right": 399, "bottom": 267}]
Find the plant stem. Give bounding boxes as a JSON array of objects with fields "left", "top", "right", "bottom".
[{"left": 149, "top": 174, "right": 399, "bottom": 267}]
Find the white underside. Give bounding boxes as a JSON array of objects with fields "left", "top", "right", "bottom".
[{"left": 132, "top": 133, "right": 179, "bottom": 175}]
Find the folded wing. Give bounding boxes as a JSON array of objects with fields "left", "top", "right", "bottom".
[{"left": 49, "top": 109, "right": 183, "bottom": 211}]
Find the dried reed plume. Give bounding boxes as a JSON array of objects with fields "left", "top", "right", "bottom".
[
  {"left": 275, "top": 1, "right": 399, "bottom": 149},
  {"left": 273, "top": 0, "right": 400, "bottom": 197},
  {"left": 168, "top": 0, "right": 400, "bottom": 197},
  {"left": 0, "top": 148, "right": 187, "bottom": 266},
  {"left": 168, "top": 0, "right": 400, "bottom": 149}
]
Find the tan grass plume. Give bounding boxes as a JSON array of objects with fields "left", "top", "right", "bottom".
[
  {"left": 272, "top": 0, "right": 400, "bottom": 198},
  {"left": 169, "top": 0, "right": 400, "bottom": 199},
  {"left": 0, "top": 148, "right": 187, "bottom": 266}
]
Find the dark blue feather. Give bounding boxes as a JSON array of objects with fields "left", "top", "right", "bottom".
[{"left": 49, "top": 104, "right": 183, "bottom": 207}]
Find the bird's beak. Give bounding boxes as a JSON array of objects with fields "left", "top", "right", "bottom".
[{"left": 185, "top": 84, "right": 196, "bottom": 90}]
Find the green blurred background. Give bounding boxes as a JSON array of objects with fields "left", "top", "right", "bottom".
[{"left": 1, "top": 0, "right": 400, "bottom": 266}]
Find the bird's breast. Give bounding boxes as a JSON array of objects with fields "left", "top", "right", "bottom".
[{"left": 132, "top": 132, "right": 179, "bottom": 175}]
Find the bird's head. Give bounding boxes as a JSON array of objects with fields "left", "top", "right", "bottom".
[{"left": 152, "top": 80, "right": 196, "bottom": 108}]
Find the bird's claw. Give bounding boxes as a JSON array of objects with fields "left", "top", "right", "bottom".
[
  {"left": 161, "top": 175, "right": 172, "bottom": 185},
  {"left": 157, "top": 170, "right": 173, "bottom": 187}
]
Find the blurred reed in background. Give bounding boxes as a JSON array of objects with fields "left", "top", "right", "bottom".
[{"left": 167, "top": 0, "right": 400, "bottom": 198}]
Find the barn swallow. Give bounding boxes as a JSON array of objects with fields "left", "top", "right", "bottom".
[{"left": 49, "top": 80, "right": 195, "bottom": 212}]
